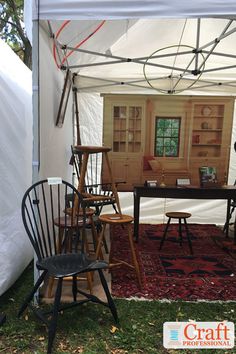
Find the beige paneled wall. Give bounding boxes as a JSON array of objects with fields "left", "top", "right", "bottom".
[{"left": 103, "top": 94, "right": 235, "bottom": 190}]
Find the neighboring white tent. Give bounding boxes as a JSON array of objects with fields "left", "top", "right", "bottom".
[
  {"left": 0, "top": 39, "right": 33, "bottom": 295},
  {"left": 24, "top": 2, "right": 236, "bottom": 228}
]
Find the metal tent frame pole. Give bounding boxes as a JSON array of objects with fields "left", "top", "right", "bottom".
[
  {"left": 51, "top": 19, "right": 236, "bottom": 94},
  {"left": 32, "top": 15, "right": 40, "bottom": 302}
]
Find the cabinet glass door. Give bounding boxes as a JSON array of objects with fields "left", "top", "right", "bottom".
[
  {"left": 113, "top": 105, "right": 142, "bottom": 153},
  {"left": 128, "top": 106, "right": 142, "bottom": 152},
  {"left": 113, "top": 106, "right": 127, "bottom": 152}
]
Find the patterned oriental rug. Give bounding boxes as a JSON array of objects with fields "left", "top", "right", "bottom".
[{"left": 109, "top": 224, "right": 236, "bottom": 301}]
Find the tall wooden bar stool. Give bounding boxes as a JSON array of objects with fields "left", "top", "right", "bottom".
[
  {"left": 159, "top": 212, "right": 193, "bottom": 254},
  {"left": 95, "top": 214, "right": 142, "bottom": 288},
  {"left": 73, "top": 145, "right": 122, "bottom": 215},
  {"left": 73, "top": 145, "right": 122, "bottom": 255}
]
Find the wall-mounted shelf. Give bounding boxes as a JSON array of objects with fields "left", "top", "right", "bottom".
[{"left": 191, "top": 103, "right": 225, "bottom": 159}]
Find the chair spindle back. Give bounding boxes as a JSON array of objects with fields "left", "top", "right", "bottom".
[{"left": 21, "top": 179, "right": 86, "bottom": 261}]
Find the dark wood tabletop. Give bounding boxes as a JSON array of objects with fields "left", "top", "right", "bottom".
[{"left": 133, "top": 184, "right": 236, "bottom": 242}]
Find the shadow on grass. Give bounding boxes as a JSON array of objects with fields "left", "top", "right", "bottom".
[{"left": 0, "top": 262, "right": 235, "bottom": 353}]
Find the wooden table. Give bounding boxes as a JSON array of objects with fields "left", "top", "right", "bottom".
[{"left": 133, "top": 184, "right": 236, "bottom": 242}]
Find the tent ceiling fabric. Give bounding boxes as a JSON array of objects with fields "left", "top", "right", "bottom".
[
  {"left": 47, "top": 18, "right": 236, "bottom": 95},
  {"left": 33, "top": 0, "right": 236, "bottom": 20}
]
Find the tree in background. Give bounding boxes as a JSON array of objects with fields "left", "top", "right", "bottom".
[{"left": 0, "top": 0, "right": 32, "bottom": 69}]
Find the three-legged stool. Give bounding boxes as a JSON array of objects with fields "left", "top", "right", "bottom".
[
  {"left": 159, "top": 212, "right": 193, "bottom": 254},
  {"left": 95, "top": 214, "right": 142, "bottom": 288}
]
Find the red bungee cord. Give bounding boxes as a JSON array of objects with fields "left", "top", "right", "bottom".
[{"left": 53, "top": 20, "right": 106, "bottom": 68}]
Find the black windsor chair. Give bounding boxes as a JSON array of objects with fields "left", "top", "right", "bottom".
[{"left": 18, "top": 178, "right": 118, "bottom": 354}]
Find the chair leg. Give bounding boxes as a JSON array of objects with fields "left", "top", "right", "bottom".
[
  {"left": 47, "top": 277, "right": 63, "bottom": 354},
  {"left": 112, "top": 203, "right": 119, "bottom": 214},
  {"left": 90, "top": 217, "right": 99, "bottom": 253},
  {"left": 0, "top": 313, "right": 6, "bottom": 326},
  {"left": 72, "top": 275, "right": 77, "bottom": 301},
  {"left": 86, "top": 271, "right": 93, "bottom": 294},
  {"left": 127, "top": 224, "right": 142, "bottom": 288},
  {"left": 159, "top": 217, "right": 171, "bottom": 250},
  {"left": 179, "top": 219, "right": 183, "bottom": 246},
  {"left": 18, "top": 270, "right": 47, "bottom": 317},
  {"left": 102, "top": 232, "right": 109, "bottom": 254},
  {"left": 95, "top": 223, "right": 106, "bottom": 260},
  {"left": 47, "top": 276, "right": 55, "bottom": 298},
  {"left": 95, "top": 220, "right": 109, "bottom": 254},
  {"left": 184, "top": 218, "right": 193, "bottom": 255},
  {"left": 97, "top": 269, "right": 118, "bottom": 323}
]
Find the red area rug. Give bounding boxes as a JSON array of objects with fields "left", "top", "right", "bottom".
[{"left": 110, "top": 224, "right": 236, "bottom": 300}]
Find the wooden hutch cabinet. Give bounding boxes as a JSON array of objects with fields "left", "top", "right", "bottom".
[
  {"left": 102, "top": 94, "right": 235, "bottom": 190},
  {"left": 189, "top": 98, "right": 234, "bottom": 185},
  {"left": 102, "top": 95, "right": 146, "bottom": 190}
]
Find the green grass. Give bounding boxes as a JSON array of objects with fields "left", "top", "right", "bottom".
[{"left": 0, "top": 263, "right": 235, "bottom": 353}]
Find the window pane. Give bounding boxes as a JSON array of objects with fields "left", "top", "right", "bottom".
[
  {"left": 172, "top": 129, "right": 179, "bottom": 136},
  {"left": 155, "top": 117, "right": 181, "bottom": 157},
  {"left": 157, "top": 127, "right": 164, "bottom": 136},
  {"left": 164, "top": 128, "right": 171, "bottom": 137}
]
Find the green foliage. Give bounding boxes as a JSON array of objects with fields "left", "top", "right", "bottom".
[
  {"left": 0, "top": 263, "right": 236, "bottom": 353},
  {"left": 0, "top": 0, "right": 32, "bottom": 68},
  {"left": 155, "top": 117, "right": 180, "bottom": 156}
]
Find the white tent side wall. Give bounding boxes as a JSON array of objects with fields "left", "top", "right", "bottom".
[
  {"left": 39, "top": 27, "right": 73, "bottom": 181},
  {"left": 78, "top": 93, "right": 103, "bottom": 146},
  {"left": 0, "top": 39, "right": 33, "bottom": 295}
]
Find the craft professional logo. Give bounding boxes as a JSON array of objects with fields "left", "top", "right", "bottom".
[{"left": 163, "top": 321, "right": 234, "bottom": 349}]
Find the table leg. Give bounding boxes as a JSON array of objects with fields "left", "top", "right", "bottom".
[
  {"left": 133, "top": 190, "right": 140, "bottom": 242},
  {"left": 225, "top": 199, "right": 231, "bottom": 239},
  {"left": 234, "top": 210, "right": 236, "bottom": 245}
]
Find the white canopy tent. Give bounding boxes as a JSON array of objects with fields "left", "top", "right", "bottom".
[
  {"left": 26, "top": 0, "right": 236, "bottom": 22},
  {"left": 0, "top": 39, "right": 33, "bottom": 295},
  {"left": 23, "top": 1, "right": 236, "bottom": 229}
]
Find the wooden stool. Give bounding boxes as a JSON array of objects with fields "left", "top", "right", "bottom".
[
  {"left": 95, "top": 214, "right": 142, "bottom": 288},
  {"left": 54, "top": 207, "right": 100, "bottom": 255},
  {"left": 47, "top": 207, "right": 98, "bottom": 298},
  {"left": 159, "top": 212, "right": 193, "bottom": 254}
]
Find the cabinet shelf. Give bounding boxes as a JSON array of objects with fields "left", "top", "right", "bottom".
[
  {"left": 192, "top": 156, "right": 220, "bottom": 159},
  {"left": 192, "top": 129, "right": 222, "bottom": 132},
  {"left": 192, "top": 144, "right": 221, "bottom": 146},
  {"left": 190, "top": 102, "right": 226, "bottom": 162},
  {"left": 193, "top": 115, "right": 224, "bottom": 119}
]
